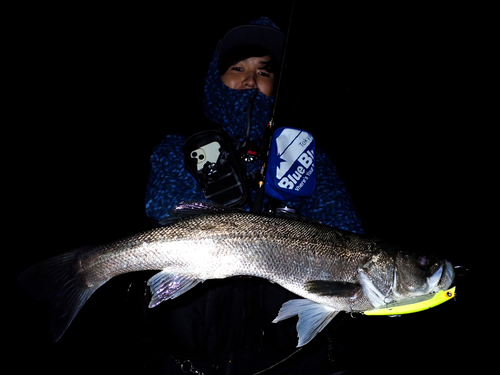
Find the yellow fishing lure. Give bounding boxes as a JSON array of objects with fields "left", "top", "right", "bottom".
[{"left": 364, "top": 287, "right": 456, "bottom": 316}]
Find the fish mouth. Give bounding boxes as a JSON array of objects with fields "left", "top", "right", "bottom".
[
  {"left": 432, "top": 260, "right": 455, "bottom": 292},
  {"left": 402, "top": 259, "right": 456, "bottom": 297},
  {"left": 359, "top": 259, "right": 456, "bottom": 308},
  {"left": 398, "top": 259, "right": 456, "bottom": 299}
]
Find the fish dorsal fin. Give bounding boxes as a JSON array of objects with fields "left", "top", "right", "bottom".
[
  {"left": 304, "top": 280, "right": 362, "bottom": 298},
  {"left": 272, "top": 299, "right": 339, "bottom": 347},
  {"left": 147, "top": 270, "right": 203, "bottom": 308},
  {"left": 159, "top": 201, "right": 241, "bottom": 225}
]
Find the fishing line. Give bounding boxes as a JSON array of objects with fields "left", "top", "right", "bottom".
[
  {"left": 239, "top": 91, "right": 258, "bottom": 153},
  {"left": 271, "top": 0, "right": 296, "bottom": 120},
  {"left": 251, "top": 348, "right": 303, "bottom": 375},
  {"left": 251, "top": 0, "right": 296, "bottom": 213},
  {"left": 246, "top": 93, "right": 257, "bottom": 141},
  {"left": 242, "top": 0, "right": 295, "bottom": 149}
]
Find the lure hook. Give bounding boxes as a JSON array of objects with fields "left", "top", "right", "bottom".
[{"left": 454, "top": 265, "right": 468, "bottom": 277}]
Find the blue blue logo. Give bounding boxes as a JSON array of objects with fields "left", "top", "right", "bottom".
[{"left": 265, "top": 127, "right": 316, "bottom": 201}]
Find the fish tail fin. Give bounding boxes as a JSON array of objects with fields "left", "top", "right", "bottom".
[{"left": 17, "top": 247, "right": 103, "bottom": 342}]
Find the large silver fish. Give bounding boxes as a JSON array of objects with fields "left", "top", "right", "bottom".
[{"left": 18, "top": 202, "right": 455, "bottom": 346}]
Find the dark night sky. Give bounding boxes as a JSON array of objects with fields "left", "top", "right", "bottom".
[{"left": 7, "top": 2, "right": 495, "bottom": 374}]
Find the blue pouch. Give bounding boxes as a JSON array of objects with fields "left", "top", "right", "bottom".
[{"left": 265, "top": 127, "right": 316, "bottom": 201}]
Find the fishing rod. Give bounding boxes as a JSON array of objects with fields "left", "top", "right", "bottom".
[{"left": 251, "top": 0, "right": 296, "bottom": 213}]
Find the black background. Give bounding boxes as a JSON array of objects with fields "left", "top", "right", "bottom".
[{"left": 7, "top": 1, "right": 495, "bottom": 374}]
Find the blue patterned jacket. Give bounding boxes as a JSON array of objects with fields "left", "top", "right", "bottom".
[{"left": 145, "top": 17, "right": 364, "bottom": 234}]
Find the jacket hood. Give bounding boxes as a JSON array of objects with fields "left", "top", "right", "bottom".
[{"left": 203, "top": 17, "right": 281, "bottom": 145}]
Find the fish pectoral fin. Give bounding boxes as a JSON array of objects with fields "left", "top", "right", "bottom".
[
  {"left": 147, "top": 270, "right": 203, "bottom": 308},
  {"left": 304, "top": 280, "right": 362, "bottom": 298},
  {"left": 358, "top": 270, "right": 387, "bottom": 308},
  {"left": 272, "top": 299, "right": 339, "bottom": 347}
]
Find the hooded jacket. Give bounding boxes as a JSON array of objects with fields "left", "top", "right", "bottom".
[{"left": 145, "top": 17, "right": 364, "bottom": 234}]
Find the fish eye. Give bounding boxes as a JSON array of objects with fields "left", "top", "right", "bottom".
[{"left": 416, "top": 255, "right": 430, "bottom": 270}]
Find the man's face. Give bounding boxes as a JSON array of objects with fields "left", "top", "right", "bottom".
[{"left": 220, "top": 55, "right": 275, "bottom": 97}]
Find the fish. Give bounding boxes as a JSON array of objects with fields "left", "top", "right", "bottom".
[{"left": 17, "top": 201, "right": 455, "bottom": 347}]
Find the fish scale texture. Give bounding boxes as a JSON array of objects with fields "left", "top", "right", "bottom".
[
  {"left": 145, "top": 17, "right": 364, "bottom": 234},
  {"left": 80, "top": 212, "right": 374, "bottom": 311}
]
